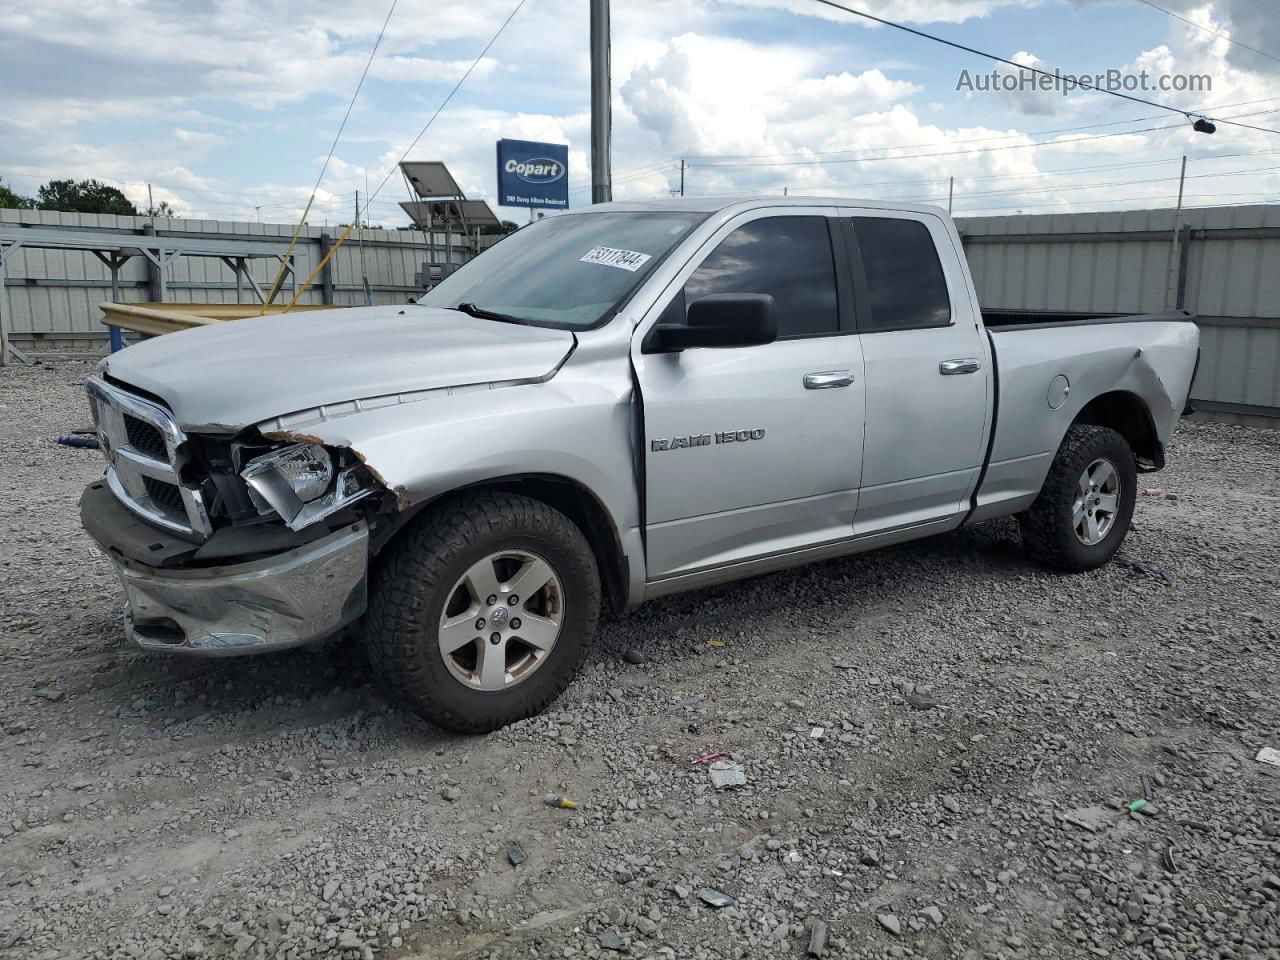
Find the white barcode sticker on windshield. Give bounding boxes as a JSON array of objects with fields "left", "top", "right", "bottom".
[{"left": 580, "top": 245, "right": 652, "bottom": 272}]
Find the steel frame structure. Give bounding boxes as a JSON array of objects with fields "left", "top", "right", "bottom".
[{"left": 0, "top": 226, "right": 294, "bottom": 365}]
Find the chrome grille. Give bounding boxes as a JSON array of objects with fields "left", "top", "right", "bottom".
[
  {"left": 124, "top": 414, "right": 167, "bottom": 460},
  {"left": 87, "top": 377, "right": 211, "bottom": 538},
  {"left": 142, "top": 475, "right": 185, "bottom": 516}
]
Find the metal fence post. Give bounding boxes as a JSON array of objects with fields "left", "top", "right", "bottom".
[
  {"left": 0, "top": 245, "right": 10, "bottom": 367},
  {"left": 319, "top": 234, "right": 335, "bottom": 305},
  {"left": 1175, "top": 224, "right": 1192, "bottom": 311},
  {"left": 142, "top": 223, "right": 162, "bottom": 303},
  {"left": 0, "top": 240, "right": 30, "bottom": 365},
  {"left": 108, "top": 256, "right": 123, "bottom": 352}
]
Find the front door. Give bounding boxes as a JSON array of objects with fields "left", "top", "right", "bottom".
[{"left": 633, "top": 209, "right": 866, "bottom": 580}]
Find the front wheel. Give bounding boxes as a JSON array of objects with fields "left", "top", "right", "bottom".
[
  {"left": 1019, "top": 424, "right": 1137, "bottom": 572},
  {"left": 365, "top": 492, "right": 600, "bottom": 733}
]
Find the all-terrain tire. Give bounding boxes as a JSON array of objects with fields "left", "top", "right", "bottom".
[
  {"left": 365, "top": 492, "right": 600, "bottom": 734},
  {"left": 1019, "top": 424, "right": 1137, "bottom": 572}
]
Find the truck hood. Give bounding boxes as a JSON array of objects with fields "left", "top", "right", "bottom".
[{"left": 101, "top": 305, "right": 577, "bottom": 433}]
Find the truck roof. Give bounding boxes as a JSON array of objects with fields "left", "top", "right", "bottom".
[{"left": 577, "top": 196, "right": 950, "bottom": 218}]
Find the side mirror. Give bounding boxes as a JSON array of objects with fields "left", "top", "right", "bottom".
[{"left": 645, "top": 293, "right": 778, "bottom": 353}]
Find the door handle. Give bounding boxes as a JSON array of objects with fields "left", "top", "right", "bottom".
[
  {"left": 939, "top": 358, "right": 981, "bottom": 375},
  {"left": 803, "top": 370, "right": 854, "bottom": 390}
]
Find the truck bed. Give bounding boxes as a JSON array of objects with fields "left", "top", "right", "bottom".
[{"left": 969, "top": 307, "right": 1200, "bottom": 525}]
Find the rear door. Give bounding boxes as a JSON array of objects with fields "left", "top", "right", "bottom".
[
  {"left": 836, "top": 209, "right": 992, "bottom": 534},
  {"left": 632, "top": 208, "right": 866, "bottom": 579}
]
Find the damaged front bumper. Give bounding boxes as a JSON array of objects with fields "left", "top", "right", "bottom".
[{"left": 82, "top": 484, "right": 369, "bottom": 656}]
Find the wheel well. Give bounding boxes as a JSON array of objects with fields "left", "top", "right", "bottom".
[
  {"left": 1073, "top": 391, "right": 1163, "bottom": 469},
  {"left": 382, "top": 475, "right": 630, "bottom": 616}
]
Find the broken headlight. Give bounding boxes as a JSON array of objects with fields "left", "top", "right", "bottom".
[{"left": 240, "top": 443, "right": 374, "bottom": 531}]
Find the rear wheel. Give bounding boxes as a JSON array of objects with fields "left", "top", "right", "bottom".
[
  {"left": 1019, "top": 424, "right": 1136, "bottom": 572},
  {"left": 365, "top": 492, "right": 600, "bottom": 733}
]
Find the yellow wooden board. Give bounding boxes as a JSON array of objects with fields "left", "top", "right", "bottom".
[{"left": 99, "top": 302, "right": 340, "bottom": 337}]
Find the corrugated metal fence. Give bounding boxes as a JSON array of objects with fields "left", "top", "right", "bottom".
[
  {"left": 4, "top": 204, "right": 1278, "bottom": 423},
  {"left": 958, "top": 204, "right": 1280, "bottom": 424},
  {"left": 0, "top": 209, "right": 472, "bottom": 351}
]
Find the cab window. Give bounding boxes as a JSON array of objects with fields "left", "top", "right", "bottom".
[
  {"left": 850, "top": 217, "right": 951, "bottom": 332},
  {"left": 681, "top": 216, "right": 840, "bottom": 338}
]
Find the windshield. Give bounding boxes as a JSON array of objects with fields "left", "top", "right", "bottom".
[{"left": 419, "top": 211, "right": 707, "bottom": 329}]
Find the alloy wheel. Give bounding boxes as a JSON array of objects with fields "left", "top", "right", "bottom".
[
  {"left": 437, "top": 550, "right": 564, "bottom": 691},
  {"left": 1073, "top": 457, "right": 1121, "bottom": 546}
]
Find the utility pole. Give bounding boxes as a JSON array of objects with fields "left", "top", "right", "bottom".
[
  {"left": 1174, "top": 154, "right": 1187, "bottom": 217},
  {"left": 948, "top": 176, "right": 954, "bottom": 214},
  {"left": 1167, "top": 155, "right": 1188, "bottom": 309},
  {"left": 589, "top": 0, "right": 612, "bottom": 203},
  {"left": 147, "top": 183, "right": 156, "bottom": 225},
  {"left": 679, "top": 158, "right": 685, "bottom": 197},
  {"left": 255, "top": 206, "right": 261, "bottom": 222},
  {"left": 356, "top": 190, "right": 372, "bottom": 305}
]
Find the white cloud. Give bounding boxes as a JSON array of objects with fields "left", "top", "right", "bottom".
[
  {"left": 1074, "top": 1, "right": 1280, "bottom": 77},
  {"left": 3, "top": 0, "right": 1277, "bottom": 226},
  {"left": 173, "top": 128, "right": 226, "bottom": 148},
  {"left": 717, "top": 0, "right": 1046, "bottom": 26},
  {"left": 622, "top": 33, "right": 920, "bottom": 159},
  {"left": 368, "top": 56, "right": 502, "bottom": 85}
]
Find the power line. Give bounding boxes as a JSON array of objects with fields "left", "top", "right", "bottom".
[
  {"left": 667, "top": 153, "right": 1280, "bottom": 206},
  {"left": 931, "top": 156, "right": 1280, "bottom": 194},
  {"left": 688, "top": 115, "right": 1142, "bottom": 162},
  {"left": 79, "top": 140, "right": 1280, "bottom": 217},
  {"left": 306, "top": 0, "right": 398, "bottom": 213},
  {"left": 68, "top": 105, "right": 1279, "bottom": 211},
  {"left": 611, "top": 159, "right": 683, "bottom": 177},
  {"left": 259, "top": 0, "right": 398, "bottom": 308},
  {"left": 1133, "top": 0, "right": 1280, "bottom": 66},
  {"left": 366, "top": 0, "right": 527, "bottom": 207},
  {"left": 18, "top": 149, "right": 1276, "bottom": 223},
  {"left": 283, "top": 142, "right": 1280, "bottom": 212},
  {"left": 568, "top": 161, "right": 679, "bottom": 193},
  {"left": 807, "top": 0, "right": 1276, "bottom": 137},
  {"left": 911, "top": 162, "right": 1280, "bottom": 204},
  {"left": 688, "top": 107, "right": 1280, "bottom": 170},
  {"left": 793, "top": 158, "right": 1168, "bottom": 195},
  {"left": 954, "top": 189, "right": 1280, "bottom": 214},
  {"left": 735, "top": 162, "right": 1280, "bottom": 207},
  {"left": 808, "top": 155, "right": 1192, "bottom": 192},
  {"left": 1215, "top": 117, "right": 1280, "bottom": 136},
  {"left": 687, "top": 96, "right": 1280, "bottom": 163}
]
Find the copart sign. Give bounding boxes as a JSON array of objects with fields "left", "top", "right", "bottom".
[{"left": 496, "top": 138, "right": 569, "bottom": 210}]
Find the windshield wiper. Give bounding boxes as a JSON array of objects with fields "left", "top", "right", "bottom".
[{"left": 452, "top": 302, "right": 530, "bottom": 325}]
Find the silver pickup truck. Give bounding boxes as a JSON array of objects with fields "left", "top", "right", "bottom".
[{"left": 80, "top": 197, "right": 1199, "bottom": 732}]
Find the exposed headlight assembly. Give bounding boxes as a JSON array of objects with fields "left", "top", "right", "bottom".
[{"left": 241, "top": 443, "right": 374, "bottom": 531}]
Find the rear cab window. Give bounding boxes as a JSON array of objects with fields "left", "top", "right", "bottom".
[{"left": 847, "top": 217, "right": 952, "bottom": 332}]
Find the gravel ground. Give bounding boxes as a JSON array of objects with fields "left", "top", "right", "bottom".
[{"left": 1, "top": 360, "right": 1277, "bottom": 960}]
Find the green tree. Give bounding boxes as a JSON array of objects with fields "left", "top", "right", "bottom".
[
  {"left": 0, "top": 179, "right": 34, "bottom": 209},
  {"left": 143, "top": 200, "right": 176, "bottom": 218},
  {"left": 36, "top": 178, "right": 139, "bottom": 215}
]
